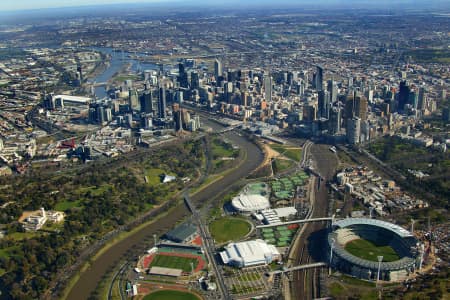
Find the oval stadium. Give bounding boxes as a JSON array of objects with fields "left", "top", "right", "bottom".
[{"left": 328, "top": 218, "right": 422, "bottom": 281}]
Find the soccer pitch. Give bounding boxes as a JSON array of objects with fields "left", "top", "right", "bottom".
[
  {"left": 150, "top": 254, "right": 199, "bottom": 272},
  {"left": 345, "top": 239, "right": 400, "bottom": 262}
]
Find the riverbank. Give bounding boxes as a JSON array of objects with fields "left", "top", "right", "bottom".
[{"left": 63, "top": 121, "right": 264, "bottom": 300}]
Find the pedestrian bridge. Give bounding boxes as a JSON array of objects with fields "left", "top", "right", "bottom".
[
  {"left": 256, "top": 217, "right": 333, "bottom": 229},
  {"left": 271, "top": 262, "right": 327, "bottom": 275}
]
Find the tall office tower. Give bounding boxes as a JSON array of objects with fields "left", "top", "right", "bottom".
[
  {"left": 224, "top": 82, "right": 234, "bottom": 103},
  {"left": 214, "top": 59, "right": 222, "bottom": 80},
  {"left": 264, "top": 75, "right": 273, "bottom": 102},
  {"left": 315, "top": 66, "right": 324, "bottom": 91},
  {"left": 344, "top": 94, "right": 355, "bottom": 120},
  {"left": 302, "top": 71, "right": 309, "bottom": 89},
  {"left": 173, "top": 104, "right": 183, "bottom": 132},
  {"left": 355, "top": 95, "right": 368, "bottom": 121},
  {"left": 77, "top": 63, "right": 83, "bottom": 82},
  {"left": 191, "top": 71, "right": 199, "bottom": 90},
  {"left": 227, "top": 70, "right": 237, "bottom": 82},
  {"left": 318, "top": 90, "right": 331, "bottom": 119},
  {"left": 418, "top": 87, "right": 427, "bottom": 110},
  {"left": 158, "top": 87, "right": 166, "bottom": 119},
  {"left": 175, "top": 90, "right": 184, "bottom": 104},
  {"left": 397, "top": 80, "right": 410, "bottom": 112},
  {"left": 409, "top": 91, "right": 419, "bottom": 110},
  {"left": 287, "top": 72, "right": 294, "bottom": 86},
  {"left": 329, "top": 107, "right": 342, "bottom": 134},
  {"left": 345, "top": 93, "right": 368, "bottom": 121},
  {"left": 348, "top": 76, "right": 354, "bottom": 88},
  {"left": 346, "top": 117, "right": 361, "bottom": 144},
  {"left": 178, "top": 63, "right": 189, "bottom": 88},
  {"left": 97, "top": 106, "right": 106, "bottom": 124},
  {"left": 140, "top": 91, "right": 153, "bottom": 114},
  {"left": 327, "top": 80, "right": 338, "bottom": 103},
  {"left": 129, "top": 89, "right": 139, "bottom": 111}
]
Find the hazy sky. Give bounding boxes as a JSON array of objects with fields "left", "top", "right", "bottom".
[
  {"left": 0, "top": 0, "right": 173, "bottom": 11},
  {"left": 0, "top": 0, "right": 448, "bottom": 12}
]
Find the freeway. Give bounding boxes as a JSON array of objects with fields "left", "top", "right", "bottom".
[
  {"left": 290, "top": 143, "right": 339, "bottom": 300},
  {"left": 65, "top": 118, "right": 264, "bottom": 300}
]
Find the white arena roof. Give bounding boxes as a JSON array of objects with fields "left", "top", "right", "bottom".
[
  {"left": 54, "top": 95, "right": 91, "bottom": 104},
  {"left": 334, "top": 218, "right": 413, "bottom": 238},
  {"left": 220, "top": 239, "right": 280, "bottom": 268},
  {"left": 231, "top": 194, "right": 270, "bottom": 213}
]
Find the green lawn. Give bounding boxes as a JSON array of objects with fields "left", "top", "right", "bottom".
[
  {"left": 345, "top": 239, "right": 400, "bottom": 262},
  {"left": 209, "top": 217, "right": 252, "bottom": 243},
  {"left": 272, "top": 159, "right": 294, "bottom": 174},
  {"left": 329, "top": 282, "right": 346, "bottom": 297},
  {"left": 55, "top": 200, "right": 82, "bottom": 211},
  {"left": 269, "top": 144, "right": 302, "bottom": 161},
  {"left": 76, "top": 184, "right": 112, "bottom": 196},
  {"left": 149, "top": 254, "right": 198, "bottom": 272},
  {"left": 143, "top": 290, "right": 201, "bottom": 300},
  {"left": 145, "top": 168, "right": 175, "bottom": 185}
]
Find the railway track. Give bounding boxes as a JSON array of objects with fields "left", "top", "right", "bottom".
[{"left": 290, "top": 143, "right": 338, "bottom": 300}]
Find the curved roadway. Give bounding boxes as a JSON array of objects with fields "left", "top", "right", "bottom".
[{"left": 66, "top": 120, "right": 264, "bottom": 300}]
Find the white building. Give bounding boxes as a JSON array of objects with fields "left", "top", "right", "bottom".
[
  {"left": 231, "top": 194, "right": 270, "bottom": 214},
  {"left": 220, "top": 239, "right": 281, "bottom": 268}
]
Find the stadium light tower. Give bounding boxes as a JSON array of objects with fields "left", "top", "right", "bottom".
[
  {"left": 411, "top": 218, "right": 415, "bottom": 234},
  {"left": 419, "top": 243, "right": 425, "bottom": 270},
  {"left": 377, "top": 255, "right": 383, "bottom": 285},
  {"left": 369, "top": 207, "right": 374, "bottom": 219},
  {"left": 153, "top": 234, "right": 157, "bottom": 247},
  {"left": 329, "top": 238, "right": 335, "bottom": 275}
]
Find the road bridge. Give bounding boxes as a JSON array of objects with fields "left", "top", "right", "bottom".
[
  {"left": 256, "top": 217, "right": 334, "bottom": 229},
  {"left": 184, "top": 193, "right": 229, "bottom": 300}
]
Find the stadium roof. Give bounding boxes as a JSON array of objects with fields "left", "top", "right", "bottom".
[
  {"left": 148, "top": 267, "right": 182, "bottom": 277},
  {"left": 220, "top": 239, "right": 280, "bottom": 267},
  {"left": 329, "top": 232, "right": 417, "bottom": 271},
  {"left": 164, "top": 222, "right": 197, "bottom": 243},
  {"left": 330, "top": 218, "right": 418, "bottom": 271},
  {"left": 334, "top": 218, "right": 413, "bottom": 238},
  {"left": 231, "top": 194, "right": 270, "bottom": 212}
]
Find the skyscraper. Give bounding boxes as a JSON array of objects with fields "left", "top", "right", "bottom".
[
  {"left": 140, "top": 91, "right": 153, "bottom": 114},
  {"left": 177, "top": 63, "right": 189, "bottom": 88},
  {"left": 191, "top": 71, "right": 199, "bottom": 90},
  {"left": 128, "top": 89, "right": 139, "bottom": 111},
  {"left": 214, "top": 59, "right": 222, "bottom": 80},
  {"left": 315, "top": 66, "right": 324, "bottom": 92},
  {"left": 329, "top": 107, "right": 342, "bottom": 134},
  {"left": 158, "top": 87, "right": 166, "bottom": 119},
  {"left": 397, "top": 81, "right": 410, "bottom": 112},
  {"left": 327, "top": 79, "right": 338, "bottom": 103},
  {"left": 264, "top": 75, "right": 272, "bottom": 102},
  {"left": 318, "top": 90, "right": 331, "bottom": 119},
  {"left": 346, "top": 117, "right": 361, "bottom": 144}
]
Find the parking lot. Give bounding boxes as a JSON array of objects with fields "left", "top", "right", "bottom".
[{"left": 223, "top": 265, "right": 278, "bottom": 298}]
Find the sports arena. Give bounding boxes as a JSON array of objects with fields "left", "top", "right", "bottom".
[{"left": 328, "top": 218, "right": 422, "bottom": 281}]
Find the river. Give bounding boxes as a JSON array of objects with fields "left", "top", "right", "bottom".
[
  {"left": 65, "top": 118, "right": 264, "bottom": 300},
  {"left": 89, "top": 47, "right": 169, "bottom": 98}
]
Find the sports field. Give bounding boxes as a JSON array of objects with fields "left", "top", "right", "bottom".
[
  {"left": 143, "top": 290, "right": 201, "bottom": 300},
  {"left": 209, "top": 217, "right": 251, "bottom": 243},
  {"left": 345, "top": 239, "right": 400, "bottom": 262},
  {"left": 149, "top": 254, "right": 199, "bottom": 272}
]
